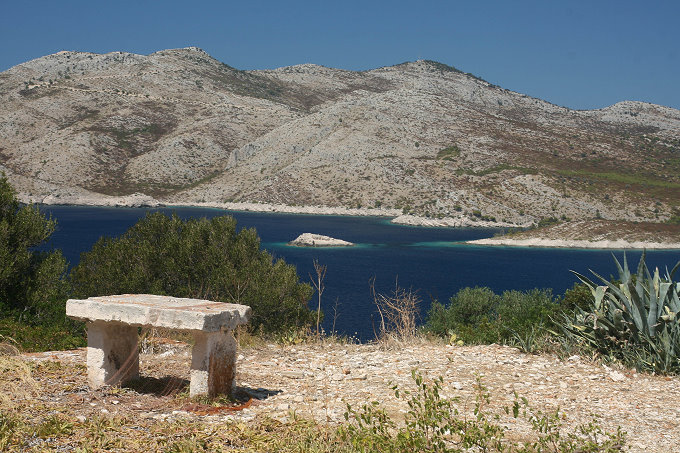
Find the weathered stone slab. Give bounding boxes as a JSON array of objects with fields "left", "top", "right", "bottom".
[{"left": 66, "top": 294, "right": 251, "bottom": 332}]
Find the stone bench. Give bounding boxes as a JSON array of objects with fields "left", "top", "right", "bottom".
[{"left": 66, "top": 294, "right": 251, "bottom": 397}]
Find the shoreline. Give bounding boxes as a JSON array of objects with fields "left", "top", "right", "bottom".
[
  {"left": 27, "top": 195, "right": 680, "bottom": 250},
  {"left": 468, "top": 237, "right": 680, "bottom": 250},
  {"left": 28, "top": 193, "right": 522, "bottom": 229}
]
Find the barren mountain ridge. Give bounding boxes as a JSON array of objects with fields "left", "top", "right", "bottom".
[{"left": 2, "top": 47, "right": 680, "bottom": 226}]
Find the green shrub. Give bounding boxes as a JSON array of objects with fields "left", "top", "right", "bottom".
[
  {"left": 498, "top": 288, "right": 556, "bottom": 335},
  {"left": 0, "top": 318, "right": 84, "bottom": 351},
  {"left": 445, "top": 287, "right": 498, "bottom": 326},
  {"left": 0, "top": 174, "right": 71, "bottom": 327},
  {"left": 559, "top": 252, "right": 680, "bottom": 373},
  {"left": 536, "top": 217, "right": 559, "bottom": 228},
  {"left": 560, "top": 282, "right": 593, "bottom": 312},
  {"left": 436, "top": 145, "right": 460, "bottom": 160},
  {"left": 424, "top": 287, "right": 558, "bottom": 345},
  {"left": 70, "top": 212, "right": 315, "bottom": 333},
  {"left": 424, "top": 288, "right": 498, "bottom": 343}
]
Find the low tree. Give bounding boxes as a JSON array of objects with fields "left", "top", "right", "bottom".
[
  {"left": 70, "top": 212, "right": 315, "bottom": 333},
  {"left": 0, "top": 174, "right": 69, "bottom": 323}
]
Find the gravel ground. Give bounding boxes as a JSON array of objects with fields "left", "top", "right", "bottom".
[{"left": 17, "top": 340, "right": 680, "bottom": 452}]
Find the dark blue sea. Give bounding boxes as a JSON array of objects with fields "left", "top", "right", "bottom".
[{"left": 40, "top": 206, "right": 680, "bottom": 341}]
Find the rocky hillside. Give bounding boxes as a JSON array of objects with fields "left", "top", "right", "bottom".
[{"left": 2, "top": 47, "right": 680, "bottom": 225}]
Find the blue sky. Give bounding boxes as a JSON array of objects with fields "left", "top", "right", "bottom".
[{"left": 2, "top": 0, "right": 678, "bottom": 110}]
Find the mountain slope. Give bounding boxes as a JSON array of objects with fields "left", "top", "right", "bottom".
[{"left": 1, "top": 48, "right": 679, "bottom": 225}]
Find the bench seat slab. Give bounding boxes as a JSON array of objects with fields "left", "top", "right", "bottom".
[{"left": 66, "top": 294, "right": 251, "bottom": 332}]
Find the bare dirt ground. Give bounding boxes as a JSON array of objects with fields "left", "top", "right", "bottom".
[{"left": 8, "top": 340, "right": 680, "bottom": 452}]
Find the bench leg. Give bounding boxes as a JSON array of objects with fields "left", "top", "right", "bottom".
[
  {"left": 86, "top": 321, "right": 139, "bottom": 388},
  {"left": 190, "top": 330, "right": 237, "bottom": 397}
]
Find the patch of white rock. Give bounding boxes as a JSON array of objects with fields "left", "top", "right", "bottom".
[{"left": 288, "top": 233, "right": 354, "bottom": 247}]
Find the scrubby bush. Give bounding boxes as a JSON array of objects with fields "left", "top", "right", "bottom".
[
  {"left": 498, "top": 288, "right": 557, "bottom": 334},
  {"left": 0, "top": 174, "right": 82, "bottom": 350},
  {"left": 423, "top": 287, "right": 558, "bottom": 345},
  {"left": 560, "top": 282, "right": 593, "bottom": 312},
  {"left": 70, "top": 212, "right": 315, "bottom": 333},
  {"left": 558, "top": 252, "right": 680, "bottom": 373},
  {"left": 372, "top": 280, "right": 421, "bottom": 340},
  {"left": 0, "top": 174, "right": 70, "bottom": 324},
  {"left": 425, "top": 287, "right": 499, "bottom": 343}
]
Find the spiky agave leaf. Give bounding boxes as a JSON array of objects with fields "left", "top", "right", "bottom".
[{"left": 562, "top": 252, "right": 680, "bottom": 373}]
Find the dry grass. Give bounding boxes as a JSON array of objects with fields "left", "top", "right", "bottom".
[
  {"left": 139, "top": 328, "right": 194, "bottom": 354},
  {"left": 0, "top": 345, "right": 38, "bottom": 409},
  {"left": 0, "top": 347, "right": 344, "bottom": 452},
  {"left": 371, "top": 279, "right": 421, "bottom": 342},
  {"left": 0, "top": 336, "right": 19, "bottom": 356},
  {"left": 0, "top": 345, "right": 630, "bottom": 452}
]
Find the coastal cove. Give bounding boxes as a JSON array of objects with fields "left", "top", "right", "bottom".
[{"left": 41, "top": 205, "right": 680, "bottom": 341}]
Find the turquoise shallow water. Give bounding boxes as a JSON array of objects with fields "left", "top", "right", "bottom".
[{"left": 41, "top": 206, "right": 680, "bottom": 341}]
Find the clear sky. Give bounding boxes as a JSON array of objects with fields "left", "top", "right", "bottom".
[{"left": 1, "top": 0, "right": 678, "bottom": 110}]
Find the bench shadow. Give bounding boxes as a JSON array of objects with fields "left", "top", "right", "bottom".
[
  {"left": 234, "top": 386, "right": 282, "bottom": 401},
  {"left": 124, "top": 375, "right": 189, "bottom": 397},
  {"left": 122, "top": 378, "right": 281, "bottom": 402}
]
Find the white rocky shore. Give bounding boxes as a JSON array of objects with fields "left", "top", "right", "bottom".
[
  {"left": 288, "top": 233, "right": 354, "bottom": 247},
  {"left": 20, "top": 192, "right": 680, "bottom": 249},
  {"left": 468, "top": 237, "right": 680, "bottom": 250},
  {"left": 188, "top": 203, "right": 524, "bottom": 228},
  {"left": 177, "top": 200, "right": 401, "bottom": 218},
  {"left": 27, "top": 192, "right": 526, "bottom": 229},
  {"left": 390, "top": 214, "right": 520, "bottom": 228},
  {"left": 21, "top": 190, "right": 162, "bottom": 208}
]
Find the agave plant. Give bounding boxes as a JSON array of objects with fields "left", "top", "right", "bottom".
[{"left": 560, "top": 252, "right": 680, "bottom": 373}]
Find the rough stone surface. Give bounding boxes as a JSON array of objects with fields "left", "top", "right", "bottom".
[
  {"left": 86, "top": 321, "right": 139, "bottom": 387},
  {"left": 2, "top": 48, "right": 680, "bottom": 225},
  {"left": 190, "top": 331, "right": 238, "bottom": 397},
  {"left": 66, "top": 294, "right": 251, "bottom": 332},
  {"left": 288, "top": 233, "right": 354, "bottom": 247},
  {"left": 468, "top": 219, "right": 680, "bottom": 249},
  {"left": 22, "top": 341, "right": 680, "bottom": 452}
]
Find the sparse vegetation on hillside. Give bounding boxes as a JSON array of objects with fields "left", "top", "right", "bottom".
[
  {"left": 340, "top": 371, "right": 625, "bottom": 452},
  {"left": 0, "top": 354, "right": 627, "bottom": 452},
  {"left": 436, "top": 145, "right": 460, "bottom": 160},
  {"left": 2, "top": 49, "right": 679, "bottom": 223}
]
